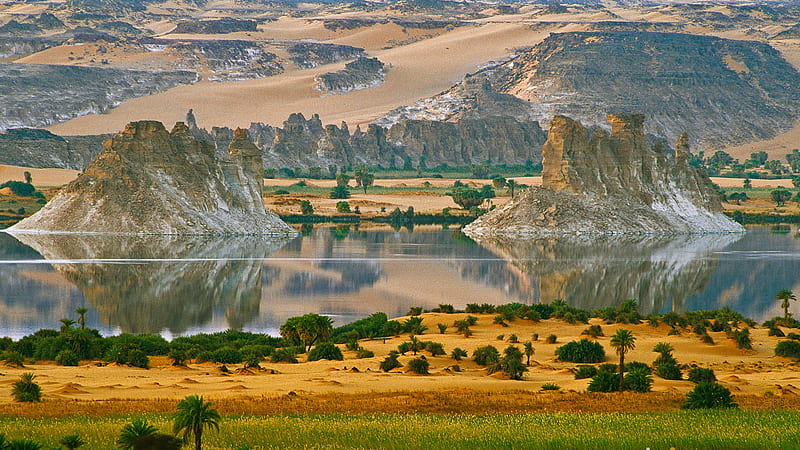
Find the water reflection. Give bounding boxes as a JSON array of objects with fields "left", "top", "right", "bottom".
[
  {"left": 9, "top": 233, "right": 292, "bottom": 335},
  {"left": 472, "top": 233, "right": 744, "bottom": 314}
]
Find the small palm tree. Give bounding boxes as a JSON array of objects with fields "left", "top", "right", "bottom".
[
  {"left": 610, "top": 329, "right": 636, "bottom": 391},
  {"left": 60, "top": 434, "right": 85, "bottom": 449},
  {"left": 776, "top": 289, "right": 797, "bottom": 320},
  {"left": 75, "top": 307, "right": 88, "bottom": 330},
  {"left": 506, "top": 179, "right": 517, "bottom": 198},
  {"left": 173, "top": 395, "right": 221, "bottom": 450},
  {"left": 117, "top": 419, "right": 157, "bottom": 450},
  {"left": 523, "top": 341, "right": 535, "bottom": 366},
  {"left": 7, "top": 439, "right": 42, "bottom": 450},
  {"left": 12, "top": 373, "right": 41, "bottom": 402},
  {"left": 59, "top": 318, "right": 76, "bottom": 335}
]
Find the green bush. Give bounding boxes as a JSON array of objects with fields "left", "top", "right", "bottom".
[
  {"left": 472, "top": 345, "right": 500, "bottom": 366},
  {"left": 728, "top": 328, "right": 753, "bottom": 350},
  {"left": 625, "top": 361, "right": 651, "bottom": 375},
  {"left": 587, "top": 370, "right": 619, "bottom": 393},
  {"left": 437, "top": 323, "right": 447, "bottom": 334},
  {"left": 540, "top": 383, "right": 560, "bottom": 391},
  {"left": 397, "top": 342, "right": 411, "bottom": 355},
  {"left": 687, "top": 367, "right": 716, "bottom": 384},
  {"left": 682, "top": 382, "right": 738, "bottom": 409},
  {"left": 623, "top": 368, "right": 653, "bottom": 393},
  {"left": 655, "top": 363, "right": 682, "bottom": 380},
  {"left": 768, "top": 327, "right": 785, "bottom": 337},
  {"left": 574, "top": 365, "right": 598, "bottom": 380},
  {"left": 581, "top": 325, "right": 604, "bottom": 337},
  {"left": 0, "top": 180, "right": 35, "bottom": 197},
  {"left": 2, "top": 350, "right": 25, "bottom": 367},
  {"left": 307, "top": 342, "right": 344, "bottom": 361},
  {"left": 407, "top": 357, "right": 429, "bottom": 374},
  {"left": 380, "top": 351, "right": 401, "bottom": 372},
  {"left": 271, "top": 348, "right": 298, "bottom": 363},
  {"left": 598, "top": 363, "right": 618, "bottom": 373},
  {"left": 775, "top": 340, "right": 800, "bottom": 358},
  {"left": 356, "top": 348, "right": 374, "bottom": 359},
  {"left": 555, "top": 339, "right": 605, "bottom": 363},
  {"left": 211, "top": 347, "right": 243, "bottom": 364},
  {"left": 55, "top": 350, "right": 80, "bottom": 366},
  {"left": 335, "top": 201, "right": 351, "bottom": 213},
  {"left": 12, "top": 373, "right": 41, "bottom": 402},
  {"left": 426, "top": 341, "right": 445, "bottom": 357},
  {"left": 545, "top": 334, "right": 557, "bottom": 344},
  {"left": 450, "top": 347, "right": 467, "bottom": 361}
]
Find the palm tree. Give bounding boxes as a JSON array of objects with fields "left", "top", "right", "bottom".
[
  {"left": 523, "top": 341, "right": 535, "bottom": 366},
  {"left": 59, "top": 434, "right": 85, "bottom": 449},
  {"left": 59, "top": 318, "right": 76, "bottom": 335},
  {"left": 75, "top": 307, "right": 88, "bottom": 329},
  {"left": 117, "top": 419, "right": 157, "bottom": 450},
  {"left": 173, "top": 395, "right": 221, "bottom": 450},
  {"left": 776, "top": 289, "right": 797, "bottom": 320},
  {"left": 506, "top": 179, "right": 517, "bottom": 198},
  {"left": 12, "top": 373, "right": 41, "bottom": 402},
  {"left": 610, "top": 329, "right": 636, "bottom": 391}
]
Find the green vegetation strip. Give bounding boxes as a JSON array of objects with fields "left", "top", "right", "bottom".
[{"left": 4, "top": 411, "right": 800, "bottom": 449}]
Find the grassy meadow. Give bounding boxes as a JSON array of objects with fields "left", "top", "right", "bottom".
[{"left": 4, "top": 410, "right": 800, "bottom": 449}]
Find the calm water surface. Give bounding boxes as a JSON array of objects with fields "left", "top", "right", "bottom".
[{"left": 0, "top": 225, "right": 797, "bottom": 338}]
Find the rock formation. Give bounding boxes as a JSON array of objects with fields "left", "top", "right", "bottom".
[
  {"left": 8, "top": 121, "right": 296, "bottom": 235},
  {"left": 315, "top": 57, "right": 386, "bottom": 95},
  {"left": 464, "top": 113, "right": 745, "bottom": 236},
  {"left": 0, "top": 128, "right": 108, "bottom": 170}
]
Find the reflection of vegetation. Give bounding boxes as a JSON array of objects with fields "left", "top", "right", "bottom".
[{"left": 330, "top": 225, "right": 351, "bottom": 240}]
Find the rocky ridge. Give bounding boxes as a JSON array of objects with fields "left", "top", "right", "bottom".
[
  {"left": 8, "top": 121, "right": 295, "bottom": 235},
  {"left": 464, "top": 113, "right": 745, "bottom": 236},
  {"left": 315, "top": 57, "right": 386, "bottom": 95}
]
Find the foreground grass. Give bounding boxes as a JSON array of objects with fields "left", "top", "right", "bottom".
[{"left": 4, "top": 410, "right": 800, "bottom": 449}]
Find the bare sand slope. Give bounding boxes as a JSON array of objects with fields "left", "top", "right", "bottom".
[
  {"left": 0, "top": 315, "right": 797, "bottom": 403},
  {"left": 0, "top": 165, "right": 79, "bottom": 187},
  {"left": 45, "top": 22, "right": 553, "bottom": 135}
]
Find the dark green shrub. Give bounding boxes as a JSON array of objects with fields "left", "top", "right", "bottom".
[
  {"left": 465, "top": 315, "right": 478, "bottom": 326},
  {"left": 407, "top": 357, "right": 429, "bottom": 374},
  {"left": 7, "top": 439, "right": 42, "bottom": 449},
  {"left": 540, "top": 383, "right": 560, "bottom": 391},
  {"left": 426, "top": 341, "right": 445, "bottom": 357},
  {"left": 488, "top": 345, "right": 527, "bottom": 380},
  {"left": 407, "top": 306, "right": 423, "bottom": 316},
  {"left": 496, "top": 334, "right": 505, "bottom": 341},
  {"left": 132, "top": 433, "right": 182, "bottom": 450},
  {"left": 0, "top": 181, "right": 35, "bottom": 197},
  {"left": 211, "top": 347, "right": 243, "bottom": 364},
  {"left": 307, "top": 342, "right": 344, "bottom": 361},
  {"left": 335, "top": 201, "right": 351, "bottom": 213},
  {"left": 656, "top": 363, "right": 682, "bottom": 380},
  {"left": 12, "top": 373, "right": 41, "bottom": 402},
  {"left": 55, "top": 350, "right": 80, "bottom": 366},
  {"left": 60, "top": 434, "right": 85, "bottom": 450},
  {"left": 271, "top": 348, "right": 298, "bottom": 363},
  {"left": 437, "top": 323, "right": 447, "bottom": 334},
  {"left": 545, "top": 334, "right": 557, "bottom": 344},
  {"left": 625, "top": 361, "right": 651, "bottom": 375},
  {"left": 623, "top": 368, "right": 653, "bottom": 393},
  {"left": 380, "top": 351, "right": 401, "bottom": 372},
  {"left": 775, "top": 340, "right": 800, "bottom": 358},
  {"left": 508, "top": 334, "right": 519, "bottom": 343},
  {"left": 450, "top": 347, "right": 467, "bottom": 361},
  {"left": 127, "top": 349, "right": 149, "bottom": 369},
  {"left": 397, "top": 342, "right": 411, "bottom": 355},
  {"left": 587, "top": 370, "right": 619, "bottom": 392},
  {"left": 668, "top": 328, "right": 681, "bottom": 336},
  {"left": 687, "top": 367, "right": 716, "bottom": 384},
  {"left": 700, "top": 333, "right": 715, "bottom": 345},
  {"left": 581, "top": 325, "right": 603, "bottom": 337},
  {"left": 682, "top": 382, "right": 738, "bottom": 409},
  {"left": 768, "top": 327, "right": 785, "bottom": 337},
  {"left": 598, "top": 363, "right": 618, "bottom": 373},
  {"left": 472, "top": 345, "right": 500, "bottom": 366},
  {"left": 356, "top": 348, "right": 374, "bottom": 359},
  {"left": 574, "top": 365, "right": 598, "bottom": 379},
  {"left": 402, "top": 316, "right": 427, "bottom": 334},
  {"left": 728, "top": 328, "right": 753, "bottom": 350},
  {"left": 2, "top": 350, "right": 25, "bottom": 367},
  {"left": 555, "top": 339, "right": 605, "bottom": 363},
  {"left": 493, "top": 315, "right": 508, "bottom": 327},
  {"left": 436, "top": 304, "right": 455, "bottom": 314}
]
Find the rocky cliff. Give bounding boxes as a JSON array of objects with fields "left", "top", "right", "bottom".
[
  {"left": 315, "top": 57, "right": 386, "bottom": 95},
  {"left": 464, "top": 114, "right": 745, "bottom": 236},
  {"left": 0, "top": 128, "right": 108, "bottom": 170},
  {"left": 8, "top": 121, "right": 296, "bottom": 235}
]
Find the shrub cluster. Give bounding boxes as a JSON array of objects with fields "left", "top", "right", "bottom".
[{"left": 555, "top": 339, "right": 605, "bottom": 363}]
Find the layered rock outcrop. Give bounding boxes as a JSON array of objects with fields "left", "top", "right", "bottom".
[
  {"left": 8, "top": 121, "right": 295, "bottom": 235},
  {"left": 464, "top": 114, "right": 745, "bottom": 236}
]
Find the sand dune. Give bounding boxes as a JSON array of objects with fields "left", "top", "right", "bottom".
[{"left": 0, "top": 165, "right": 79, "bottom": 187}]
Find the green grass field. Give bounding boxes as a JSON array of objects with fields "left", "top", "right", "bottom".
[{"left": 5, "top": 410, "right": 800, "bottom": 449}]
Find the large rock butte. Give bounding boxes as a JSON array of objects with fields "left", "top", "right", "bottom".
[
  {"left": 8, "top": 121, "right": 296, "bottom": 235},
  {"left": 464, "top": 113, "right": 745, "bottom": 236}
]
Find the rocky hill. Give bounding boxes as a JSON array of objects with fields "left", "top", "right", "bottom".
[
  {"left": 315, "top": 57, "right": 386, "bottom": 95},
  {"left": 0, "top": 128, "right": 107, "bottom": 170},
  {"left": 464, "top": 113, "right": 744, "bottom": 236},
  {"left": 0, "top": 63, "right": 196, "bottom": 130},
  {"left": 385, "top": 31, "right": 800, "bottom": 150},
  {"left": 8, "top": 121, "right": 296, "bottom": 235}
]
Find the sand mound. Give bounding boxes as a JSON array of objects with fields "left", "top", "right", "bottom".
[
  {"left": 55, "top": 383, "right": 88, "bottom": 394},
  {"left": 226, "top": 384, "right": 249, "bottom": 391}
]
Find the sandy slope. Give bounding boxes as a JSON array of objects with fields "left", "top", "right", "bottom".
[
  {"left": 45, "top": 22, "right": 553, "bottom": 135},
  {"left": 0, "top": 165, "right": 79, "bottom": 187},
  {"left": 0, "top": 314, "right": 797, "bottom": 403}
]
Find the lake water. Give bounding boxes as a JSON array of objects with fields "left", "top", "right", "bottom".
[{"left": 0, "top": 225, "right": 798, "bottom": 339}]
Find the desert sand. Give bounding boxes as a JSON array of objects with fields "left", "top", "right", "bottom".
[{"left": 1, "top": 313, "right": 797, "bottom": 407}]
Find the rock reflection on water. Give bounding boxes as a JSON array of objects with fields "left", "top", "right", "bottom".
[
  {"left": 10, "top": 233, "right": 292, "bottom": 334},
  {"left": 473, "top": 233, "right": 743, "bottom": 314}
]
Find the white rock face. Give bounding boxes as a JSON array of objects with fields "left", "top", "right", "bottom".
[
  {"left": 464, "top": 114, "right": 744, "bottom": 237},
  {"left": 8, "top": 121, "right": 297, "bottom": 236}
]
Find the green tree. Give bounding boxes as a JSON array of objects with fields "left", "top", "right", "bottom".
[
  {"left": 743, "top": 178, "right": 752, "bottom": 190},
  {"left": 59, "top": 434, "right": 85, "bottom": 450},
  {"left": 75, "top": 307, "right": 88, "bottom": 329},
  {"left": 728, "top": 192, "right": 748, "bottom": 205},
  {"left": 118, "top": 419, "right": 158, "bottom": 449},
  {"left": 330, "top": 185, "right": 350, "bottom": 199},
  {"left": 173, "top": 395, "right": 221, "bottom": 450},
  {"left": 610, "top": 329, "right": 636, "bottom": 391},
  {"left": 492, "top": 176, "right": 506, "bottom": 189},
  {"left": 12, "top": 372, "right": 41, "bottom": 402},
  {"left": 299, "top": 200, "right": 314, "bottom": 215},
  {"left": 523, "top": 341, "right": 534, "bottom": 366},
  {"left": 336, "top": 173, "right": 350, "bottom": 187},
  {"left": 280, "top": 313, "right": 334, "bottom": 352},
  {"left": 506, "top": 179, "right": 518, "bottom": 198},
  {"left": 771, "top": 188, "right": 792, "bottom": 206},
  {"left": 23, "top": 171, "right": 32, "bottom": 184},
  {"left": 449, "top": 187, "right": 484, "bottom": 209},
  {"left": 335, "top": 201, "right": 351, "bottom": 213},
  {"left": 776, "top": 289, "right": 797, "bottom": 320},
  {"left": 354, "top": 165, "right": 374, "bottom": 194},
  {"left": 59, "top": 318, "right": 76, "bottom": 335}
]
